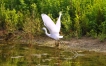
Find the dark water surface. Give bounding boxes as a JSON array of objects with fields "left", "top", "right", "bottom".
[{"left": 0, "top": 43, "right": 106, "bottom": 66}]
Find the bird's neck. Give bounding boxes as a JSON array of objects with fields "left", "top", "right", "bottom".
[{"left": 44, "top": 28, "right": 51, "bottom": 37}]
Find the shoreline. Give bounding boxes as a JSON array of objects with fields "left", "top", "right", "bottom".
[{"left": 0, "top": 36, "right": 106, "bottom": 53}]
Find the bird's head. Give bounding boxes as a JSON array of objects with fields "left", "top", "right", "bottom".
[{"left": 42, "top": 27, "right": 46, "bottom": 31}]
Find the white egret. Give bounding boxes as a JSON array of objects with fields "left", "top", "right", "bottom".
[{"left": 41, "top": 12, "right": 63, "bottom": 46}]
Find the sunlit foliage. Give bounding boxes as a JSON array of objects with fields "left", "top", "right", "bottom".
[{"left": 0, "top": 0, "right": 106, "bottom": 40}]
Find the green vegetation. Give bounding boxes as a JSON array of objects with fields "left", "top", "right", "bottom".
[{"left": 0, "top": 0, "right": 106, "bottom": 41}]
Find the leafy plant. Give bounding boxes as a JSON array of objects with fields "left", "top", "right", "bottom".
[{"left": 0, "top": 0, "right": 106, "bottom": 40}]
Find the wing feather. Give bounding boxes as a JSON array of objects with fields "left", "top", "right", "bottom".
[
  {"left": 56, "top": 12, "right": 62, "bottom": 32},
  {"left": 41, "top": 14, "right": 58, "bottom": 34}
]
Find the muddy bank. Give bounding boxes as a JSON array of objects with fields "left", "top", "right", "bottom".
[
  {"left": 33, "top": 37, "right": 106, "bottom": 53},
  {"left": 0, "top": 35, "right": 106, "bottom": 53}
]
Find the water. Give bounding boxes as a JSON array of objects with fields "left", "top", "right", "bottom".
[{"left": 0, "top": 43, "right": 106, "bottom": 66}]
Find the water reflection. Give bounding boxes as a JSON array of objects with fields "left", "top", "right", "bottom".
[
  {"left": 11, "top": 56, "right": 24, "bottom": 59},
  {"left": 0, "top": 43, "right": 106, "bottom": 66}
]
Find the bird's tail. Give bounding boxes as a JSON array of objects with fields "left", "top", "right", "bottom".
[{"left": 59, "top": 36, "right": 63, "bottom": 38}]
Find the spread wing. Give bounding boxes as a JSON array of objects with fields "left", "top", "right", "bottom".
[
  {"left": 41, "top": 14, "right": 59, "bottom": 34},
  {"left": 56, "top": 12, "right": 62, "bottom": 32}
]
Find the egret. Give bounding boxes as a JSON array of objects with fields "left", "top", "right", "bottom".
[{"left": 41, "top": 12, "right": 63, "bottom": 47}]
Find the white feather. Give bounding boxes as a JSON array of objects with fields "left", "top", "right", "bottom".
[{"left": 41, "top": 12, "right": 63, "bottom": 40}]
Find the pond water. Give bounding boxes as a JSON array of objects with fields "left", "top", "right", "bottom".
[{"left": 0, "top": 43, "right": 106, "bottom": 66}]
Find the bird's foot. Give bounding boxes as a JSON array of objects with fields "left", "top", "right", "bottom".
[
  {"left": 55, "top": 40, "right": 60, "bottom": 48},
  {"left": 55, "top": 43, "right": 59, "bottom": 47}
]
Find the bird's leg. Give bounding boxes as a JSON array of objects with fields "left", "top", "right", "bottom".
[{"left": 55, "top": 40, "right": 59, "bottom": 48}]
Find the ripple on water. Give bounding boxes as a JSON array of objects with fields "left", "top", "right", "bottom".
[{"left": 11, "top": 56, "right": 24, "bottom": 59}]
